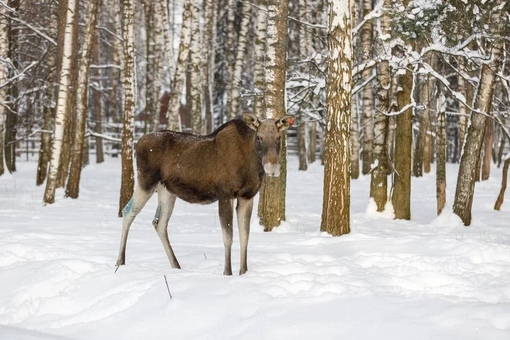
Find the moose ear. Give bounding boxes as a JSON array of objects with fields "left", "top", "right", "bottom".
[
  {"left": 276, "top": 115, "right": 295, "bottom": 131},
  {"left": 243, "top": 113, "right": 260, "bottom": 131}
]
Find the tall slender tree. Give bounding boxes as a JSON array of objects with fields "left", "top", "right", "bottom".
[
  {"left": 257, "top": 0, "right": 289, "bottom": 231},
  {"left": 0, "top": 3, "right": 7, "bottom": 176},
  {"left": 321, "top": 0, "right": 351, "bottom": 236},
  {"left": 65, "top": 0, "right": 100, "bottom": 198},
  {"left": 118, "top": 0, "right": 136, "bottom": 216},
  {"left": 43, "top": 0, "right": 77, "bottom": 204}
]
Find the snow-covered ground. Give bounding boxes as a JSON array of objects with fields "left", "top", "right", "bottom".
[{"left": 1, "top": 156, "right": 509, "bottom": 340}]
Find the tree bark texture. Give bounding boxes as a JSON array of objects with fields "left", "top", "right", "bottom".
[
  {"left": 258, "top": 0, "right": 289, "bottom": 231},
  {"left": 494, "top": 158, "right": 510, "bottom": 211},
  {"left": 360, "top": 0, "right": 373, "bottom": 176},
  {"left": 436, "top": 91, "right": 447, "bottom": 215},
  {"left": 391, "top": 69, "right": 413, "bottom": 220},
  {"left": 66, "top": 0, "right": 99, "bottom": 199},
  {"left": 119, "top": 0, "right": 136, "bottom": 217},
  {"left": 320, "top": 0, "right": 351, "bottom": 236},
  {"left": 0, "top": 5, "right": 8, "bottom": 176},
  {"left": 453, "top": 40, "right": 503, "bottom": 226},
  {"left": 43, "top": 0, "right": 76, "bottom": 204}
]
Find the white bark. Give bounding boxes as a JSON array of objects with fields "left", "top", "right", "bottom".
[
  {"left": 253, "top": 0, "right": 267, "bottom": 117},
  {"left": 44, "top": 0, "right": 77, "bottom": 204},
  {"left": 189, "top": 0, "right": 202, "bottom": 133},
  {"left": 229, "top": 2, "right": 252, "bottom": 118},
  {"left": 0, "top": 6, "right": 8, "bottom": 175}
]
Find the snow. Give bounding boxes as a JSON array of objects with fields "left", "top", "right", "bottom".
[{"left": 1, "top": 157, "right": 510, "bottom": 340}]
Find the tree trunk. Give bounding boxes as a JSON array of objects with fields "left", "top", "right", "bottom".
[
  {"left": 297, "top": 114, "right": 307, "bottom": 171},
  {"left": 119, "top": 0, "right": 136, "bottom": 217},
  {"left": 320, "top": 0, "right": 351, "bottom": 236},
  {"left": 436, "top": 90, "right": 447, "bottom": 215},
  {"left": 370, "top": 0, "right": 391, "bottom": 211},
  {"left": 4, "top": 0, "right": 19, "bottom": 174},
  {"left": 308, "top": 121, "right": 317, "bottom": 163},
  {"left": 189, "top": 0, "right": 203, "bottom": 133},
  {"left": 91, "top": 30, "right": 104, "bottom": 164},
  {"left": 252, "top": 0, "right": 267, "bottom": 118},
  {"left": 203, "top": 0, "right": 217, "bottom": 133},
  {"left": 453, "top": 40, "right": 503, "bottom": 226},
  {"left": 350, "top": 96, "right": 360, "bottom": 179},
  {"left": 481, "top": 118, "right": 494, "bottom": 180},
  {"left": 494, "top": 158, "right": 510, "bottom": 211},
  {"left": 57, "top": 0, "right": 80, "bottom": 189},
  {"left": 66, "top": 0, "right": 99, "bottom": 199},
  {"left": 229, "top": 1, "right": 251, "bottom": 118},
  {"left": 258, "top": 0, "right": 289, "bottom": 231},
  {"left": 360, "top": 0, "right": 373, "bottom": 175},
  {"left": 43, "top": 0, "right": 77, "bottom": 204},
  {"left": 166, "top": 0, "right": 194, "bottom": 131},
  {"left": 391, "top": 69, "right": 413, "bottom": 220}
]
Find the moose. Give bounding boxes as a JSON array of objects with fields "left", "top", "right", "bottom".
[{"left": 116, "top": 113, "right": 294, "bottom": 275}]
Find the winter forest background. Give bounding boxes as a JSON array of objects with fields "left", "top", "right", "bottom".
[
  {"left": 1, "top": 0, "right": 510, "bottom": 338},
  {"left": 0, "top": 0, "right": 509, "bottom": 232}
]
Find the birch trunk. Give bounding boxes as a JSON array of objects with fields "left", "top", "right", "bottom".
[
  {"left": 229, "top": 2, "right": 251, "bottom": 118},
  {"left": 350, "top": 96, "right": 360, "bottom": 179},
  {"left": 166, "top": 0, "right": 193, "bottom": 131},
  {"left": 43, "top": 0, "right": 77, "bottom": 204},
  {"left": 189, "top": 0, "right": 202, "bottom": 133},
  {"left": 320, "top": 0, "right": 351, "bottom": 236},
  {"left": 258, "top": 0, "right": 289, "bottom": 231},
  {"left": 436, "top": 90, "right": 446, "bottom": 215},
  {"left": 360, "top": 0, "right": 373, "bottom": 175},
  {"left": 119, "top": 0, "right": 136, "bottom": 216},
  {"left": 481, "top": 118, "right": 494, "bottom": 180},
  {"left": 370, "top": 0, "right": 391, "bottom": 211},
  {"left": 66, "top": 0, "right": 99, "bottom": 199},
  {"left": 253, "top": 0, "right": 267, "bottom": 118},
  {"left": 203, "top": 0, "right": 217, "bottom": 133},
  {"left": 224, "top": 0, "right": 238, "bottom": 120},
  {"left": 453, "top": 40, "right": 503, "bottom": 226}
]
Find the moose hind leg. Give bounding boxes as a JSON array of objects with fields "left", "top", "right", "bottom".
[
  {"left": 219, "top": 198, "right": 234, "bottom": 275},
  {"left": 116, "top": 184, "right": 155, "bottom": 267},
  {"left": 154, "top": 185, "right": 181, "bottom": 269},
  {"left": 236, "top": 197, "right": 254, "bottom": 275}
]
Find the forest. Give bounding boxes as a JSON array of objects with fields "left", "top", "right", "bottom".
[{"left": 0, "top": 0, "right": 509, "bottom": 232}]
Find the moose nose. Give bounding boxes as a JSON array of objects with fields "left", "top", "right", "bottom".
[{"left": 264, "top": 163, "right": 281, "bottom": 177}]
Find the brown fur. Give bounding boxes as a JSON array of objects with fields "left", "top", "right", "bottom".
[{"left": 115, "top": 113, "right": 294, "bottom": 275}]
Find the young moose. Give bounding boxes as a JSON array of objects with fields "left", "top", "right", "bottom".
[{"left": 116, "top": 113, "right": 294, "bottom": 275}]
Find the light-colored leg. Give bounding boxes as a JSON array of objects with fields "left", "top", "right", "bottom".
[
  {"left": 219, "top": 198, "right": 234, "bottom": 275},
  {"left": 116, "top": 184, "right": 155, "bottom": 267},
  {"left": 236, "top": 197, "right": 253, "bottom": 275},
  {"left": 154, "top": 184, "right": 180, "bottom": 269}
]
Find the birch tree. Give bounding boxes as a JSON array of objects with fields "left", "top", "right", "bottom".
[
  {"left": 258, "top": 0, "right": 289, "bottom": 231},
  {"left": 203, "top": 0, "right": 217, "bottom": 133},
  {"left": 252, "top": 0, "right": 267, "bottom": 118},
  {"left": 119, "top": 0, "right": 136, "bottom": 216},
  {"left": 436, "top": 89, "right": 446, "bottom": 215},
  {"left": 228, "top": 1, "right": 251, "bottom": 118},
  {"left": 43, "top": 0, "right": 77, "bottom": 204},
  {"left": 453, "top": 39, "right": 504, "bottom": 225},
  {"left": 321, "top": 0, "right": 351, "bottom": 236},
  {"left": 65, "top": 0, "right": 99, "bottom": 198},
  {"left": 189, "top": 0, "right": 202, "bottom": 133},
  {"left": 360, "top": 0, "right": 373, "bottom": 175},
  {"left": 370, "top": 0, "right": 391, "bottom": 212},
  {"left": 166, "top": 0, "right": 193, "bottom": 131}
]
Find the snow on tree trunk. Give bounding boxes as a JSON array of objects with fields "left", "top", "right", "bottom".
[
  {"left": 360, "top": 0, "right": 373, "bottom": 176},
  {"left": 252, "top": 0, "right": 267, "bottom": 118},
  {"left": 43, "top": 0, "right": 77, "bottom": 204},
  {"left": 229, "top": 1, "right": 251, "bottom": 119},
  {"left": 166, "top": 0, "right": 193, "bottom": 131},
  {"left": 320, "top": 0, "right": 351, "bottom": 236},
  {"left": 436, "top": 90, "right": 446, "bottom": 215},
  {"left": 258, "top": 0, "right": 289, "bottom": 231},
  {"left": 119, "top": 0, "right": 136, "bottom": 217},
  {"left": 65, "top": 0, "right": 99, "bottom": 199},
  {"left": 453, "top": 40, "right": 503, "bottom": 226},
  {"left": 370, "top": 0, "right": 391, "bottom": 212}
]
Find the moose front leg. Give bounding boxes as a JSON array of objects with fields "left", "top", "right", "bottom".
[
  {"left": 218, "top": 198, "right": 234, "bottom": 275},
  {"left": 236, "top": 197, "right": 253, "bottom": 275}
]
